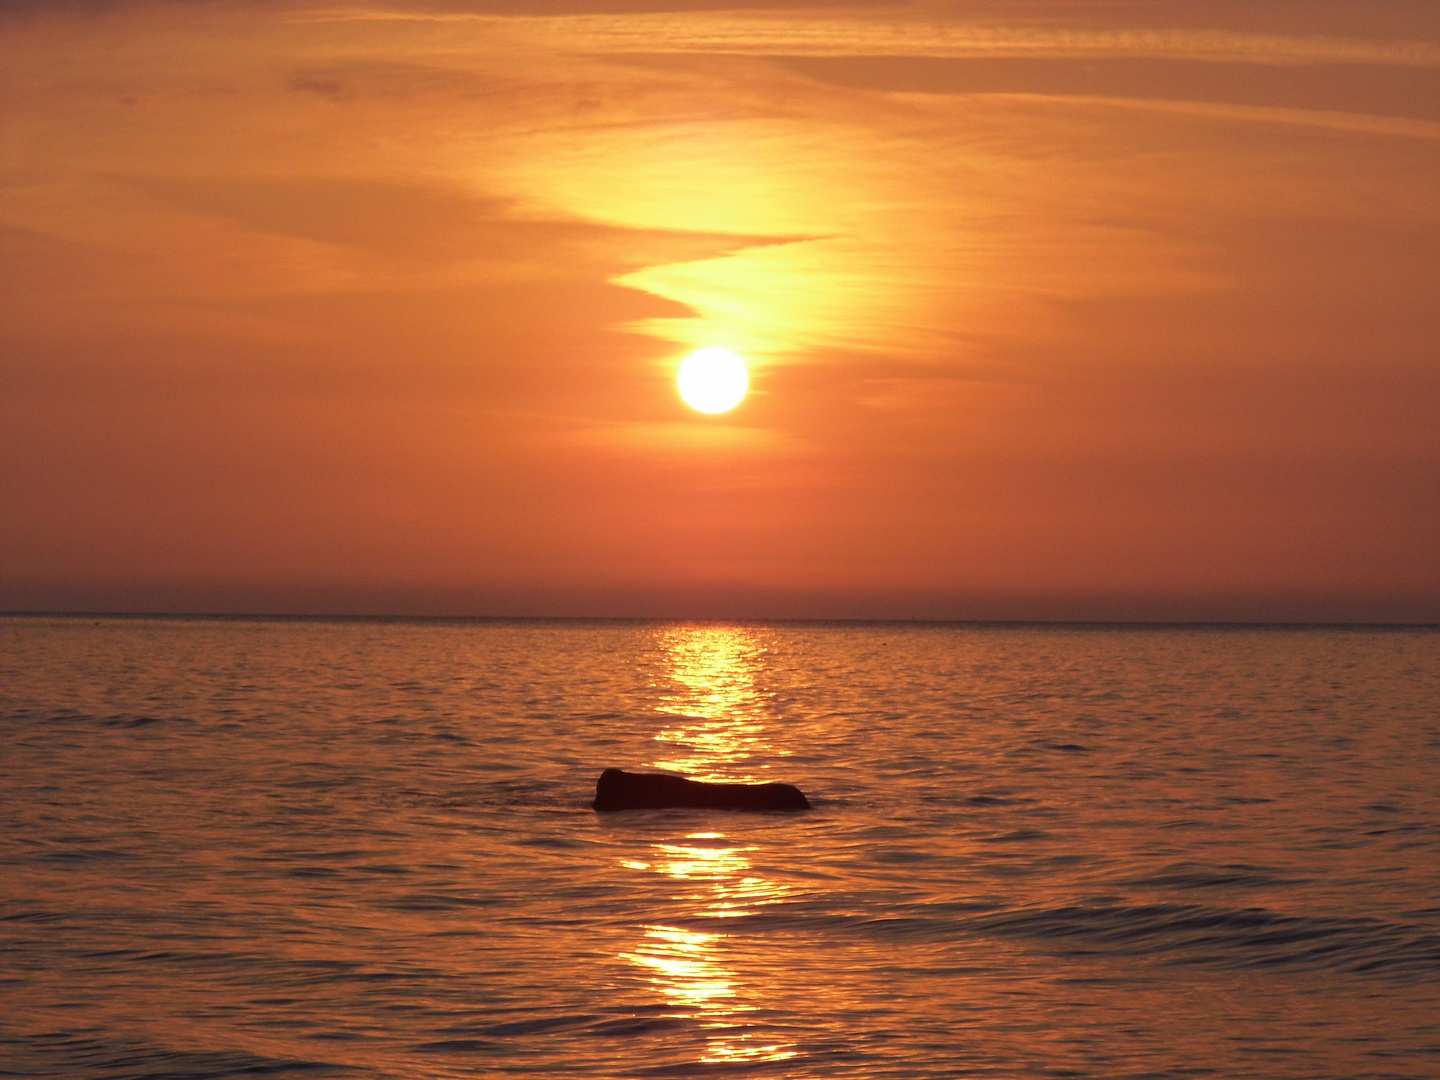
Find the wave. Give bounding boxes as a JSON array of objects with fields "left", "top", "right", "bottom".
[
  {"left": 0, "top": 1031, "right": 348, "bottom": 1079},
  {"left": 976, "top": 901, "right": 1440, "bottom": 978},
  {"left": 710, "top": 898, "right": 1440, "bottom": 981},
  {"left": 1119, "top": 861, "right": 1313, "bottom": 890}
]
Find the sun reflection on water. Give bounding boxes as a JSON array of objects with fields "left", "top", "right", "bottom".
[
  {"left": 617, "top": 626, "right": 798, "bottom": 1064},
  {"left": 651, "top": 626, "right": 784, "bottom": 782},
  {"left": 624, "top": 925, "right": 734, "bottom": 1008}
]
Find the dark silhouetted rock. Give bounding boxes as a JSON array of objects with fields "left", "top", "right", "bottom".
[{"left": 593, "top": 768, "right": 810, "bottom": 812}]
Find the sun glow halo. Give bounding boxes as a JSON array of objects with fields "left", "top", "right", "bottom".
[{"left": 678, "top": 349, "right": 748, "bottom": 414}]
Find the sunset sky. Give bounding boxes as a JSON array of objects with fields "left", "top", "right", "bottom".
[{"left": 2, "top": 0, "right": 1436, "bottom": 620}]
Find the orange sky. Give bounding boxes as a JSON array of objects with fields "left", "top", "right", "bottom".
[{"left": 2, "top": 0, "right": 1437, "bottom": 620}]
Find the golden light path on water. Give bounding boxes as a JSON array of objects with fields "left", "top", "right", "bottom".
[
  {"left": 651, "top": 627, "right": 782, "bottom": 782},
  {"left": 617, "top": 626, "right": 797, "bottom": 1066}
]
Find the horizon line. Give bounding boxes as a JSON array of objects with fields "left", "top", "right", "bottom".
[{"left": 4, "top": 611, "right": 1436, "bottom": 630}]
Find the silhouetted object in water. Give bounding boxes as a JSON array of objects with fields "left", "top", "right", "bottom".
[{"left": 593, "top": 768, "right": 810, "bottom": 812}]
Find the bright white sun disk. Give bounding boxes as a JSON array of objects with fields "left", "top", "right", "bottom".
[{"left": 678, "top": 348, "right": 748, "bottom": 414}]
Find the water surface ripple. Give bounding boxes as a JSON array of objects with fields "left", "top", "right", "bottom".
[{"left": 1, "top": 617, "right": 1437, "bottom": 1078}]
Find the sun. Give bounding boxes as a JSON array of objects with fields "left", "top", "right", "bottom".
[{"left": 677, "top": 348, "right": 748, "bottom": 414}]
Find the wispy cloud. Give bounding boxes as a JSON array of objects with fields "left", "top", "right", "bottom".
[
  {"left": 977, "top": 94, "right": 1440, "bottom": 141},
  {"left": 302, "top": 9, "right": 1440, "bottom": 68}
]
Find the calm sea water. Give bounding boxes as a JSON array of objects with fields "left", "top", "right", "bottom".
[{"left": 2, "top": 616, "right": 1438, "bottom": 1079}]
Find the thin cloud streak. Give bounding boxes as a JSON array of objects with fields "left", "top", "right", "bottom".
[
  {"left": 961, "top": 94, "right": 1440, "bottom": 140},
  {"left": 306, "top": 9, "right": 1440, "bottom": 68}
]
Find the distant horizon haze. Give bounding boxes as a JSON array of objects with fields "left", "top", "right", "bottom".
[{"left": 3, "top": 585, "right": 1437, "bottom": 625}]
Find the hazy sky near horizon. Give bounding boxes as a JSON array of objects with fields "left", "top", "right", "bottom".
[{"left": 2, "top": 0, "right": 1437, "bottom": 619}]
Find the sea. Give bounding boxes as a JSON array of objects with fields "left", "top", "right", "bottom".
[{"left": 2, "top": 616, "right": 1438, "bottom": 1079}]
